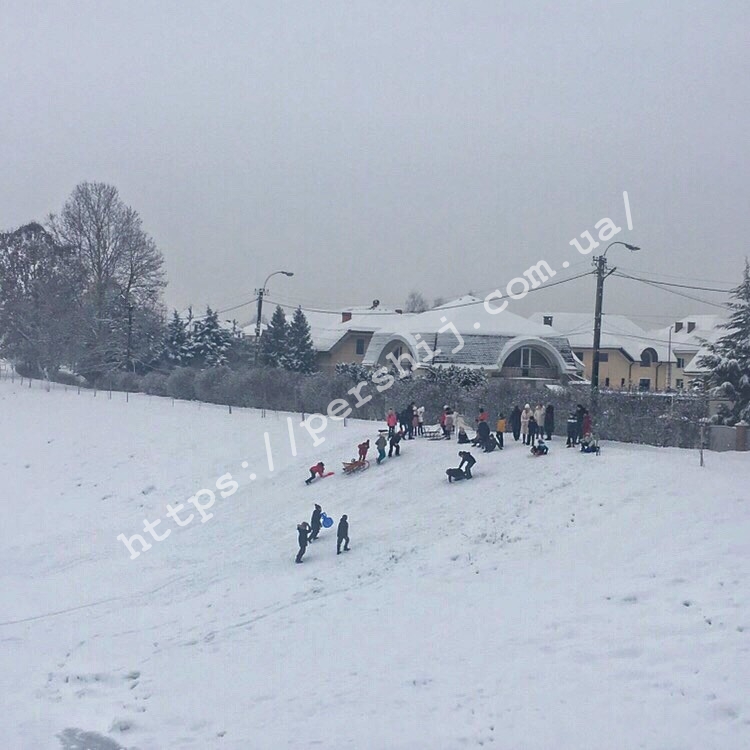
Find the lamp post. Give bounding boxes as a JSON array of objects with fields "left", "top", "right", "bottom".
[
  {"left": 254, "top": 270, "right": 294, "bottom": 363},
  {"left": 591, "top": 241, "right": 640, "bottom": 407}
]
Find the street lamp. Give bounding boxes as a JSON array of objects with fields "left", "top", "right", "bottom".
[
  {"left": 254, "top": 270, "right": 294, "bottom": 363},
  {"left": 591, "top": 241, "right": 640, "bottom": 402}
]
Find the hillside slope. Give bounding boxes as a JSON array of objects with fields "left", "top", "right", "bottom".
[{"left": 1, "top": 381, "right": 749, "bottom": 749}]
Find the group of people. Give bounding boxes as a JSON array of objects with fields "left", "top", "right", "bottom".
[
  {"left": 296, "top": 503, "right": 350, "bottom": 563},
  {"left": 565, "top": 404, "right": 593, "bottom": 448},
  {"left": 387, "top": 404, "right": 426, "bottom": 440},
  {"left": 506, "top": 404, "right": 556, "bottom": 446}
]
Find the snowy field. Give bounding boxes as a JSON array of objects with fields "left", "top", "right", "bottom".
[{"left": 1, "top": 379, "right": 749, "bottom": 750}]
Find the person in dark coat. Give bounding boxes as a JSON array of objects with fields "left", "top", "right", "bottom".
[
  {"left": 296, "top": 522, "right": 310, "bottom": 563},
  {"left": 566, "top": 412, "right": 578, "bottom": 447},
  {"left": 458, "top": 450, "right": 476, "bottom": 478},
  {"left": 544, "top": 404, "right": 555, "bottom": 440},
  {"left": 388, "top": 429, "right": 403, "bottom": 457},
  {"left": 528, "top": 415, "right": 538, "bottom": 443},
  {"left": 337, "top": 515, "right": 350, "bottom": 554},
  {"left": 457, "top": 426, "right": 471, "bottom": 444},
  {"left": 510, "top": 406, "right": 522, "bottom": 441},
  {"left": 475, "top": 419, "right": 491, "bottom": 451},
  {"left": 483, "top": 433, "right": 497, "bottom": 453},
  {"left": 309, "top": 503, "right": 323, "bottom": 541}
]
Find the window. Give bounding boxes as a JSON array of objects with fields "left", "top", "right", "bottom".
[
  {"left": 356, "top": 337, "right": 366, "bottom": 356},
  {"left": 676, "top": 378, "right": 684, "bottom": 389},
  {"left": 639, "top": 378, "right": 651, "bottom": 391},
  {"left": 620, "top": 378, "right": 626, "bottom": 387},
  {"left": 641, "top": 348, "right": 658, "bottom": 366},
  {"left": 604, "top": 377, "right": 610, "bottom": 387},
  {"left": 599, "top": 352, "right": 609, "bottom": 362},
  {"left": 676, "top": 357, "right": 685, "bottom": 369},
  {"left": 574, "top": 351, "right": 584, "bottom": 361}
]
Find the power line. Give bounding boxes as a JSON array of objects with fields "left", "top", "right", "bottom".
[
  {"left": 264, "top": 270, "right": 595, "bottom": 316},
  {"left": 614, "top": 271, "right": 731, "bottom": 293},
  {"left": 612, "top": 272, "right": 729, "bottom": 310}
]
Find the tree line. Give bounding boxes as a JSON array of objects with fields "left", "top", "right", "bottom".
[{"left": 0, "top": 181, "right": 317, "bottom": 383}]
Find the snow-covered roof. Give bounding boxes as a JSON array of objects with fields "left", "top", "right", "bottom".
[
  {"left": 529, "top": 312, "right": 673, "bottom": 362},
  {"left": 392, "top": 296, "right": 556, "bottom": 337},
  {"left": 646, "top": 315, "right": 725, "bottom": 354}
]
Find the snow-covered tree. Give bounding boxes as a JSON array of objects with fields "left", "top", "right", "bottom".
[
  {"left": 190, "top": 307, "right": 232, "bottom": 367},
  {"left": 259, "top": 304, "right": 289, "bottom": 368},
  {"left": 163, "top": 310, "right": 192, "bottom": 365},
  {"left": 699, "top": 259, "right": 750, "bottom": 423},
  {"left": 285, "top": 306, "right": 317, "bottom": 373}
]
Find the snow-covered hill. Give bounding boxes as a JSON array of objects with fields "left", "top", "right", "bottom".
[{"left": 1, "top": 380, "right": 749, "bottom": 749}]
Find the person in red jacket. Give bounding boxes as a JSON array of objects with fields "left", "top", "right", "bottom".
[
  {"left": 357, "top": 439, "right": 370, "bottom": 461},
  {"left": 386, "top": 408, "right": 398, "bottom": 437},
  {"left": 305, "top": 461, "right": 326, "bottom": 485},
  {"left": 582, "top": 411, "right": 593, "bottom": 438}
]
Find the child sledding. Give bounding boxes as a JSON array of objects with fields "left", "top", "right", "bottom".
[
  {"left": 580, "top": 433, "right": 601, "bottom": 455},
  {"left": 530, "top": 438, "right": 549, "bottom": 457}
]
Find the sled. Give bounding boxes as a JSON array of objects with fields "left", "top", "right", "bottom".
[
  {"left": 424, "top": 425, "right": 444, "bottom": 440},
  {"left": 342, "top": 459, "right": 370, "bottom": 475},
  {"left": 321, "top": 513, "right": 334, "bottom": 528}
]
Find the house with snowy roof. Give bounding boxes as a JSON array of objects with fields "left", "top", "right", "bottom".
[
  {"left": 531, "top": 312, "right": 726, "bottom": 391},
  {"left": 530, "top": 312, "right": 673, "bottom": 391},
  {"left": 361, "top": 296, "right": 582, "bottom": 382},
  {"left": 646, "top": 315, "right": 725, "bottom": 389}
]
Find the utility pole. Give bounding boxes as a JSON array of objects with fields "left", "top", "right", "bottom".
[
  {"left": 253, "top": 270, "right": 295, "bottom": 365},
  {"left": 667, "top": 325, "right": 673, "bottom": 391},
  {"left": 126, "top": 303, "right": 134, "bottom": 373},
  {"left": 253, "top": 287, "right": 265, "bottom": 365},
  {"left": 590, "top": 241, "right": 641, "bottom": 413}
]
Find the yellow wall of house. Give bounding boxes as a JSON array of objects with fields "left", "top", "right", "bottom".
[
  {"left": 572, "top": 348, "right": 677, "bottom": 391},
  {"left": 316, "top": 332, "right": 374, "bottom": 372}
]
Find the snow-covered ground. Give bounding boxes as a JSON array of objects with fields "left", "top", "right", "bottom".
[{"left": 1, "top": 379, "right": 749, "bottom": 750}]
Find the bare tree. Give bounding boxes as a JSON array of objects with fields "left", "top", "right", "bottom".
[
  {"left": 48, "top": 183, "right": 166, "bottom": 377},
  {"left": 404, "top": 290, "right": 429, "bottom": 313}
]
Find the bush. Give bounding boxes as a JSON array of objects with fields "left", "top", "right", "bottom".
[
  {"left": 141, "top": 371, "right": 169, "bottom": 396},
  {"left": 166, "top": 367, "right": 197, "bottom": 400},
  {"left": 194, "top": 367, "right": 233, "bottom": 404}
]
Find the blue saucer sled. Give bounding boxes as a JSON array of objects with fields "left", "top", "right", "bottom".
[{"left": 321, "top": 513, "right": 333, "bottom": 528}]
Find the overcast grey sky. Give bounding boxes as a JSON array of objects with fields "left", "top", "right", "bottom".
[{"left": 1, "top": 0, "right": 748, "bottom": 325}]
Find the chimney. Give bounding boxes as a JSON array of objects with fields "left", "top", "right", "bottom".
[
  {"left": 674, "top": 322, "right": 683, "bottom": 333},
  {"left": 687, "top": 321, "right": 696, "bottom": 333},
  {"left": 341, "top": 311, "right": 352, "bottom": 323},
  {"left": 543, "top": 315, "right": 553, "bottom": 327}
]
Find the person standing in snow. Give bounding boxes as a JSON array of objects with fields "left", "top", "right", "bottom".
[
  {"left": 458, "top": 450, "right": 476, "bottom": 479},
  {"left": 386, "top": 408, "right": 398, "bottom": 437},
  {"left": 566, "top": 412, "right": 578, "bottom": 447},
  {"left": 337, "top": 515, "right": 350, "bottom": 554},
  {"left": 582, "top": 409, "right": 593, "bottom": 438},
  {"left": 305, "top": 461, "right": 326, "bottom": 485},
  {"left": 444, "top": 408, "right": 455, "bottom": 439},
  {"left": 476, "top": 406, "right": 489, "bottom": 424},
  {"left": 510, "top": 405, "right": 522, "bottom": 442},
  {"left": 474, "top": 418, "right": 491, "bottom": 451},
  {"left": 495, "top": 414, "right": 506, "bottom": 449},
  {"left": 388, "top": 429, "right": 403, "bottom": 457},
  {"left": 521, "top": 404, "right": 532, "bottom": 445},
  {"left": 375, "top": 432, "right": 387, "bottom": 464},
  {"left": 544, "top": 404, "right": 555, "bottom": 440},
  {"left": 309, "top": 503, "right": 323, "bottom": 541},
  {"left": 296, "top": 522, "right": 310, "bottom": 563},
  {"left": 576, "top": 404, "right": 586, "bottom": 443},
  {"left": 534, "top": 404, "right": 545, "bottom": 434},
  {"left": 528, "top": 414, "right": 538, "bottom": 444},
  {"left": 417, "top": 405, "right": 425, "bottom": 436},
  {"left": 357, "top": 439, "right": 370, "bottom": 461}
]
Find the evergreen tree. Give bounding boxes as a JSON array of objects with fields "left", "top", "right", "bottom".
[
  {"left": 699, "top": 259, "right": 750, "bottom": 423},
  {"left": 260, "top": 305, "right": 289, "bottom": 368},
  {"left": 191, "top": 306, "right": 232, "bottom": 367},
  {"left": 163, "top": 310, "right": 191, "bottom": 365},
  {"left": 285, "top": 306, "right": 317, "bottom": 373}
]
